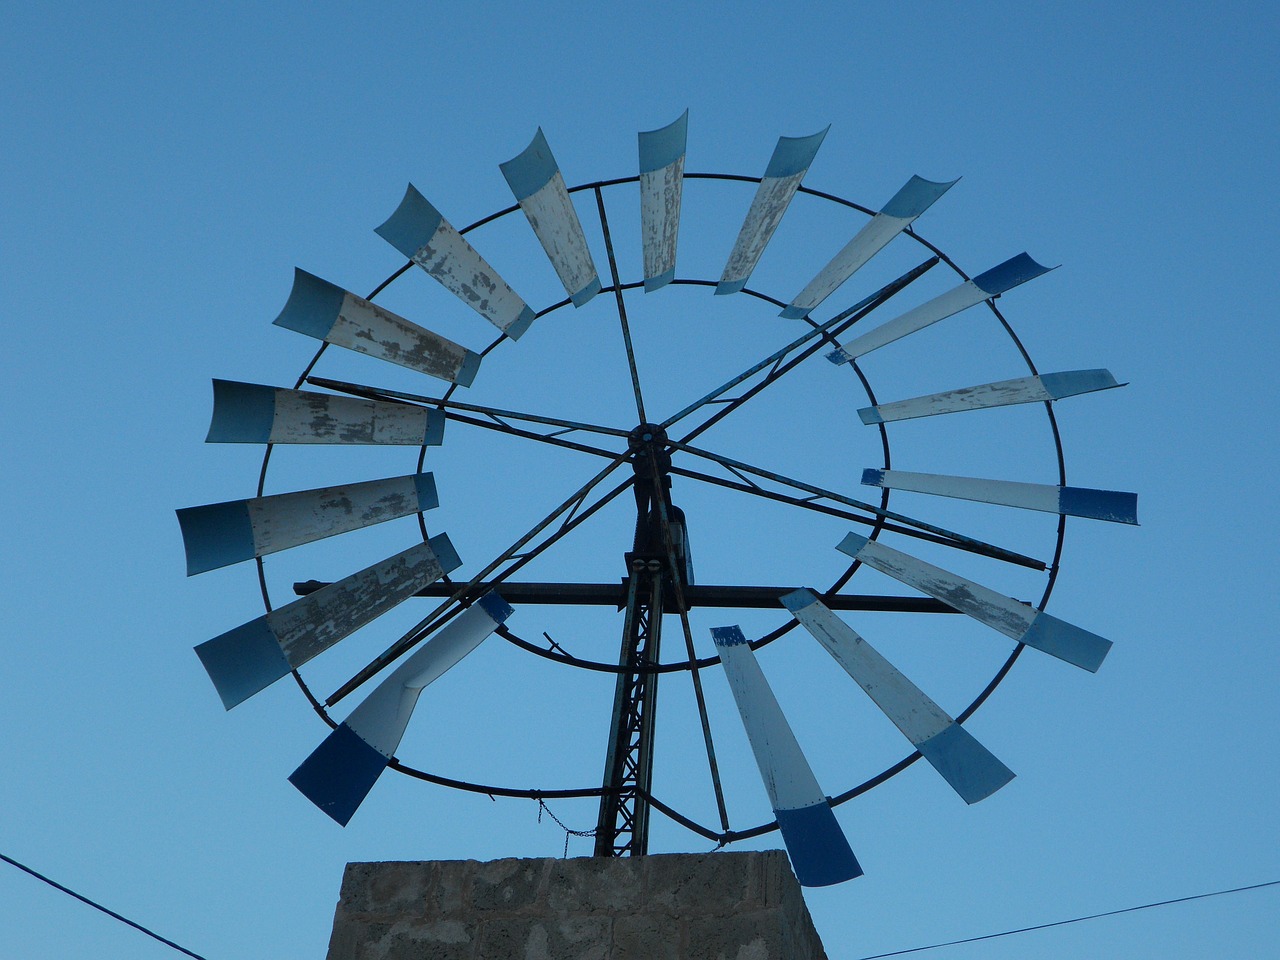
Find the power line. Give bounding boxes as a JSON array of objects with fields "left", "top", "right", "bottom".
[
  {"left": 1, "top": 850, "right": 209, "bottom": 960},
  {"left": 855, "top": 878, "right": 1280, "bottom": 959}
]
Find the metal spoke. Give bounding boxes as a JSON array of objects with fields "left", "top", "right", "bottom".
[
  {"left": 659, "top": 258, "right": 938, "bottom": 433},
  {"left": 327, "top": 452, "right": 635, "bottom": 705},
  {"left": 595, "top": 187, "right": 648, "bottom": 424},
  {"left": 670, "top": 440, "right": 1046, "bottom": 571}
]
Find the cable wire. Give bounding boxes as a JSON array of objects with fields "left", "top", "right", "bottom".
[
  {"left": 854, "top": 878, "right": 1280, "bottom": 959},
  {"left": 1, "top": 851, "right": 209, "bottom": 960}
]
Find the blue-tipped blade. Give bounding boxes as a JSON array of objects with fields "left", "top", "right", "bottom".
[
  {"left": 775, "top": 802, "right": 863, "bottom": 886},
  {"left": 194, "top": 618, "right": 291, "bottom": 710},
  {"left": 916, "top": 723, "right": 1016, "bottom": 804},
  {"left": 288, "top": 723, "right": 390, "bottom": 826}
]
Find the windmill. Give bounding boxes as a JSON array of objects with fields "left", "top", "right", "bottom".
[{"left": 179, "top": 112, "right": 1135, "bottom": 887}]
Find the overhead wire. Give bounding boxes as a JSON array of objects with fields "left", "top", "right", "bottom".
[
  {"left": 1, "top": 850, "right": 209, "bottom": 959},
  {"left": 853, "top": 878, "right": 1280, "bottom": 959}
]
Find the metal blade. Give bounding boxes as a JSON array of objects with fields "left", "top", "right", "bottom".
[
  {"left": 780, "top": 175, "right": 957, "bottom": 318},
  {"left": 194, "top": 534, "right": 461, "bottom": 709},
  {"left": 500, "top": 129, "right": 601, "bottom": 306},
  {"left": 177, "top": 473, "right": 439, "bottom": 576},
  {"left": 716, "top": 128, "right": 829, "bottom": 295},
  {"left": 711, "top": 624, "right": 862, "bottom": 886},
  {"left": 638, "top": 110, "right": 688, "bottom": 292},
  {"left": 375, "top": 184, "right": 536, "bottom": 340},
  {"left": 858, "top": 369, "right": 1122, "bottom": 424},
  {"left": 827, "top": 253, "right": 1054, "bottom": 362},
  {"left": 206, "top": 380, "right": 445, "bottom": 446},
  {"left": 862, "top": 468, "right": 1138, "bottom": 524},
  {"left": 288, "top": 592, "right": 512, "bottom": 825},
  {"left": 781, "top": 589, "right": 1013, "bottom": 803},
  {"left": 273, "top": 268, "right": 481, "bottom": 384},
  {"left": 836, "top": 533, "right": 1112, "bottom": 672}
]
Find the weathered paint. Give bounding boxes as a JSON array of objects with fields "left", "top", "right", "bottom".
[
  {"left": 857, "top": 369, "right": 1122, "bottom": 424},
  {"left": 375, "top": 185, "right": 536, "bottom": 340},
  {"left": 177, "top": 473, "right": 439, "bottom": 576},
  {"left": 836, "top": 533, "right": 1112, "bottom": 672},
  {"left": 780, "top": 175, "right": 957, "bottom": 319},
  {"left": 206, "top": 380, "right": 445, "bottom": 446},
  {"left": 273, "top": 269, "right": 481, "bottom": 385},
  {"left": 716, "top": 129, "right": 828, "bottom": 295},
  {"left": 639, "top": 111, "right": 687, "bottom": 292},
  {"left": 289, "top": 592, "right": 512, "bottom": 825},
  {"left": 861, "top": 468, "right": 1138, "bottom": 524},
  {"left": 711, "top": 624, "right": 862, "bottom": 886},
  {"left": 827, "top": 253, "right": 1052, "bottom": 364},
  {"left": 500, "top": 129, "right": 601, "bottom": 306},
  {"left": 782, "top": 589, "right": 1013, "bottom": 804},
  {"left": 194, "top": 535, "right": 461, "bottom": 709}
]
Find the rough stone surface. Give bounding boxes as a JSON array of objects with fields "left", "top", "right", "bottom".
[{"left": 326, "top": 851, "right": 828, "bottom": 959}]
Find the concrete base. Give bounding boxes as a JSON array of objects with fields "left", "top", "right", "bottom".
[{"left": 326, "top": 851, "right": 828, "bottom": 959}]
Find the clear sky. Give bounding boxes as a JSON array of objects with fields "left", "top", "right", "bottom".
[{"left": 3, "top": 2, "right": 1277, "bottom": 958}]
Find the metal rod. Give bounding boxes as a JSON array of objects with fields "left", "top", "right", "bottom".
[
  {"left": 594, "top": 186, "right": 648, "bottom": 424},
  {"left": 326, "top": 453, "right": 634, "bottom": 706}
]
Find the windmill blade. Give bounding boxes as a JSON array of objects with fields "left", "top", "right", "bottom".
[
  {"left": 710, "top": 624, "right": 862, "bottom": 886},
  {"left": 500, "top": 129, "right": 601, "bottom": 307},
  {"left": 716, "top": 128, "right": 829, "bottom": 295},
  {"left": 375, "top": 184, "right": 536, "bottom": 340},
  {"left": 781, "top": 589, "right": 1013, "bottom": 804},
  {"left": 205, "top": 380, "right": 445, "bottom": 446},
  {"left": 862, "top": 468, "right": 1138, "bottom": 524},
  {"left": 638, "top": 110, "right": 688, "bottom": 292},
  {"left": 289, "top": 592, "right": 512, "bottom": 825},
  {"left": 177, "top": 473, "right": 440, "bottom": 576},
  {"left": 858, "top": 369, "right": 1123, "bottom": 424},
  {"left": 836, "top": 533, "right": 1112, "bottom": 672},
  {"left": 780, "top": 175, "right": 957, "bottom": 319},
  {"left": 827, "top": 253, "right": 1054, "bottom": 363},
  {"left": 194, "top": 534, "right": 461, "bottom": 709},
  {"left": 273, "top": 268, "right": 481, "bottom": 385}
]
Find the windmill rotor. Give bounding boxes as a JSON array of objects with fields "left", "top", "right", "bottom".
[{"left": 180, "top": 113, "right": 1134, "bottom": 886}]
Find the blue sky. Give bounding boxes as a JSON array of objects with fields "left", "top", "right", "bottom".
[{"left": 3, "top": 3, "right": 1277, "bottom": 957}]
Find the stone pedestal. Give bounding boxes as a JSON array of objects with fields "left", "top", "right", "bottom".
[{"left": 325, "top": 851, "right": 828, "bottom": 959}]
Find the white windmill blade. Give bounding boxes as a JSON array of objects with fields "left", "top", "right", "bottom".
[
  {"left": 289, "top": 592, "right": 513, "bottom": 825},
  {"left": 827, "top": 253, "right": 1054, "bottom": 363},
  {"left": 500, "top": 129, "right": 601, "bottom": 307},
  {"left": 711, "top": 625, "right": 862, "bottom": 886},
  {"left": 716, "top": 128, "right": 829, "bottom": 295},
  {"left": 837, "top": 533, "right": 1112, "bottom": 672},
  {"left": 858, "top": 369, "right": 1123, "bottom": 424},
  {"left": 194, "top": 534, "right": 461, "bottom": 710},
  {"left": 272, "top": 268, "right": 481, "bottom": 385},
  {"left": 780, "top": 175, "right": 958, "bottom": 319},
  {"left": 861, "top": 468, "right": 1138, "bottom": 524},
  {"left": 781, "top": 589, "right": 1014, "bottom": 804},
  {"left": 375, "top": 184, "right": 536, "bottom": 340},
  {"left": 638, "top": 110, "right": 688, "bottom": 292},
  {"left": 205, "top": 380, "right": 445, "bottom": 446},
  {"left": 177, "top": 473, "right": 440, "bottom": 576}
]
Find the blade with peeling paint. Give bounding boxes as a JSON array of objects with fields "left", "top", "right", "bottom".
[
  {"left": 827, "top": 253, "right": 1054, "bottom": 363},
  {"left": 711, "top": 624, "right": 862, "bottom": 886},
  {"left": 861, "top": 469, "right": 1138, "bottom": 524},
  {"left": 857, "top": 369, "right": 1122, "bottom": 424},
  {"left": 781, "top": 589, "right": 1013, "bottom": 804},
  {"left": 780, "top": 175, "right": 957, "bottom": 319},
  {"left": 836, "top": 533, "right": 1112, "bottom": 672},
  {"left": 273, "top": 268, "right": 481, "bottom": 384},
  {"left": 177, "top": 473, "right": 440, "bottom": 576},
  {"left": 205, "top": 380, "right": 445, "bottom": 446},
  {"left": 289, "top": 592, "right": 513, "bottom": 825},
  {"left": 638, "top": 110, "right": 688, "bottom": 292},
  {"left": 500, "top": 129, "right": 601, "bottom": 307},
  {"left": 376, "top": 184, "right": 536, "bottom": 340},
  {"left": 717, "top": 128, "right": 829, "bottom": 295},
  {"left": 194, "top": 534, "right": 462, "bottom": 709}
]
